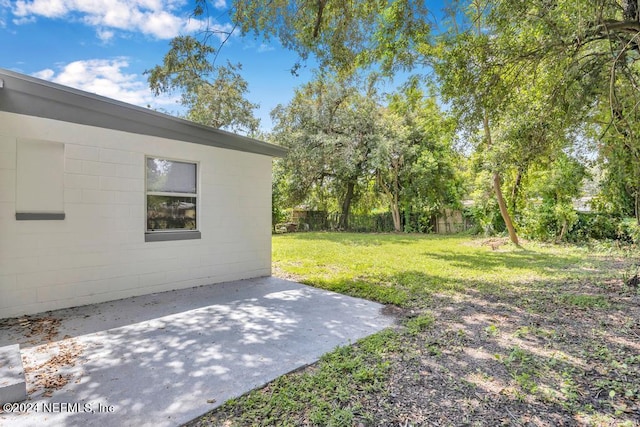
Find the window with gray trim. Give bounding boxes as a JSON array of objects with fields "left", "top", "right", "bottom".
[{"left": 146, "top": 158, "right": 198, "bottom": 232}]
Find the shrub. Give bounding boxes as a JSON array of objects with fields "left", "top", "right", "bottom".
[
  {"left": 617, "top": 218, "right": 640, "bottom": 244},
  {"left": 518, "top": 201, "right": 560, "bottom": 241},
  {"left": 569, "top": 213, "right": 621, "bottom": 241}
]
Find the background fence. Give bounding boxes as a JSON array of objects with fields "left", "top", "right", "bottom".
[{"left": 278, "top": 210, "right": 474, "bottom": 233}]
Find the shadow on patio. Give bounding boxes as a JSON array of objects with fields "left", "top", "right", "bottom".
[{"left": 0, "top": 277, "right": 393, "bottom": 427}]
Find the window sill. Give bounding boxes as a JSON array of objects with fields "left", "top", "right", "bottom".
[
  {"left": 145, "top": 231, "right": 201, "bottom": 242},
  {"left": 16, "top": 212, "right": 65, "bottom": 220}
]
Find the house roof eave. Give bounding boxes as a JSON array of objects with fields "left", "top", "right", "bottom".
[{"left": 0, "top": 69, "right": 288, "bottom": 158}]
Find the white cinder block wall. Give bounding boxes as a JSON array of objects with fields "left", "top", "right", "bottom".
[{"left": 0, "top": 111, "right": 273, "bottom": 318}]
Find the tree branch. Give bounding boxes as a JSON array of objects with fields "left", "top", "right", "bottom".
[{"left": 313, "top": 0, "right": 327, "bottom": 38}]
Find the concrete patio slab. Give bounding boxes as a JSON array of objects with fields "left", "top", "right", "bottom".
[
  {"left": 0, "top": 344, "right": 27, "bottom": 404},
  {"left": 0, "top": 277, "right": 394, "bottom": 427}
]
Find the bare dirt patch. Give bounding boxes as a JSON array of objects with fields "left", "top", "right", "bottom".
[{"left": 356, "top": 278, "right": 640, "bottom": 426}]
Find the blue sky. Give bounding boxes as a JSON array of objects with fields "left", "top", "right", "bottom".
[
  {"left": 0, "top": 1, "right": 443, "bottom": 132},
  {"left": 0, "top": 0, "right": 322, "bottom": 131}
]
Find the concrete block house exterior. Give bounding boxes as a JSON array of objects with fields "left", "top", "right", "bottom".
[{"left": 0, "top": 69, "right": 286, "bottom": 319}]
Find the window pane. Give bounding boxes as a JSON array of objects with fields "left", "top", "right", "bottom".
[
  {"left": 147, "top": 196, "right": 197, "bottom": 231},
  {"left": 146, "top": 158, "right": 196, "bottom": 193}
]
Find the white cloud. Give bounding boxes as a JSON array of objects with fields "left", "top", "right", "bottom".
[
  {"left": 257, "top": 43, "right": 275, "bottom": 53},
  {"left": 32, "top": 68, "right": 54, "bottom": 80},
  {"left": 0, "top": 0, "right": 10, "bottom": 27},
  {"left": 14, "top": 0, "right": 68, "bottom": 18},
  {"left": 96, "top": 28, "right": 114, "bottom": 42},
  {"left": 33, "top": 59, "right": 180, "bottom": 110},
  {"left": 12, "top": 15, "right": 36, "bottom": 24},
  {"left": 212, "top": 0, "right": 226, "bottom": 9},
  {"left": 243, "top": 39, "right": 278, "bottom": 54},
  {"left": 138, "top": 9, "right": 184, "bottom": 39},
  {"left": 10, "top": 0, "right": 217, "bottom": 40}
]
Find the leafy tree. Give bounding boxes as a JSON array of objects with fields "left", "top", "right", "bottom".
[
  {"left": 162, "top": 0, "right": 640, "bottom": 239},
  {"left": 520, "top": 154, "right": 589, "bottom": 242},
  {"left": 492, "top": 70, "right": 584, "bottom": 222},
  {"left": 374, "top": 82, "right": 462, "bottom": 232},
  {"left": 373, "top": 109, "right": 406, "bottom": 231},
  {"left": 489, "top": 0, "right": 640, "bottom": 222},
  {"left": 435, "top": 0, "right": 596, "bottom": 243},
  {"left": 434, "top": 0, "right": 523, "bottom": 244},
  {"left": 466, "top": 169, "right": 504, "bottom": 236},
  {"left": 146, "top": 36, "right": 260, "bottom": 135},
  {"left": 226, "top": 0, "right": 432, "bottom": 75},
  {"left": 589, "top": 81, "right": 640, "bottom": 222},
  {"left": 271, "top": 75, "right": 379, "bottom": 229}
]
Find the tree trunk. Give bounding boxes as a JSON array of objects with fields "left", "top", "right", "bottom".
[
  {"left": 338, "top": 180, "right": 355, "bottom": 230},
  {"left": 376, "top": 168, "right": 402, "bottom": 232},
  {"left": 391, "top": 169, "right": 402, "bottom": 232},
  {"left": 510, "top": 168, "right": 523, "bottom": 215},
  {"left": 636, "top": 188, "right": 640, "bottom": 225},
  {"left": 391, "top": 202, "right": 401, "bottom": 232},
  {"left": 493, "top": 172, "right": 519, "bottom": 245},
  {"left": 474, "top": 3, "right": 519, "bottom": 246},
  {"left": 483, "top": 111, "right": 519, "bottom": 246},
  {"left": 556, "top": 219, "right": 568, "bottom": 243}
]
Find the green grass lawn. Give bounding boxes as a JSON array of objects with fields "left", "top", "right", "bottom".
[
  {"left": 273, "top": 233, "right": 616, "bottom": 309},
  {"left": 191, "top": 233, "right": 640, "bottom": 427}
]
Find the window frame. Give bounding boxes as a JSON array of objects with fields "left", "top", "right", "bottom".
[{"left": 144, "top": 156, "right": 201, "bottom": 242}]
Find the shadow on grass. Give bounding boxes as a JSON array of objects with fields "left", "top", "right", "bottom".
[
  {"left": 256, "top": 233, "right": 640, "bottom": 424},
  {"left": 283, "top": 231, "right": 449, "bottom": 246},
  {"left": 420, "top": 249, "right": 587, "bottom": 274},
  {"left": 411, "top": 284, "right": 640, "bottom": 426},
  {"left": 201, "top": 269, "right": 640, "bottom": 426},
  {"left": 263, "top": 267, "right": 639, "bottom": 425},
  {"left": 299, "top": 266, "right": 618, "bottom": 312}
]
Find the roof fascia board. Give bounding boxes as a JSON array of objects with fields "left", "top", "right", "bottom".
[{"left": 0, "top": 69, "right": 287, "bottom": 158}]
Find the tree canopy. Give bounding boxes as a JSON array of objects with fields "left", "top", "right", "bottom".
[
  {"left": 148, "top": 0, "right": 640, "bottom": 238},
  {"left": 227, "top": 0, "right": 432, "bottom": 75},
  {"left": 271, "top": 74, "right": 381, "bottom": 229},
  {"left": 146, "top": 36, "right": 260, "bottom": 135}
]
